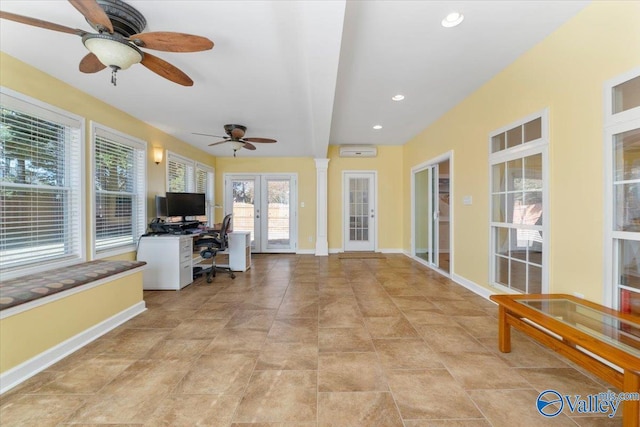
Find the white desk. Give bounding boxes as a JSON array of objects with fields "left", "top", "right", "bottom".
[{"left": 137, "top": 231, "right": 252, "bottom": 290}]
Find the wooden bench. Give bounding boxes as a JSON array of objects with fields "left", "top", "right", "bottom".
[
  {"left": 490, "top": 293, "right": 640, "bottom": 426},
  {"left": 0, "top": 260, "right": 146, "bottom": 393}
]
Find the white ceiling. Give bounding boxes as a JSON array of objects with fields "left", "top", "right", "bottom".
[{"left": 0, "top": 0, "right": 589, "bottom": 158}]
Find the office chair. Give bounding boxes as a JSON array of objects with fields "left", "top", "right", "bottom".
[{"left": 193, "top": 213, "right": 236, "bottom": 282}]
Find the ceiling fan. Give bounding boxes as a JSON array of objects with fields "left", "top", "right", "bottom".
[
  {"left": 194, "top": 124, "right": 277, "bottom": 157},
  {"left": 0, "top": 0, "right": 213, "bottom": 86}
]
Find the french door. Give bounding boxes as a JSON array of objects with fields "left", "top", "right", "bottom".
[
  {"left": 225, "top": 174, "right": 297, "bottom": 253},
  {"left": 343, "top": 172, "right": 377, "bottom": 252}
]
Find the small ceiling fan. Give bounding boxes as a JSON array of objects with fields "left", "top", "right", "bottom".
[
  {"left": 0, "top": 0, "right": 213, "bottom": 86},
  {"left": 194, "top": 124, "right": 277, "bottom": 157}
]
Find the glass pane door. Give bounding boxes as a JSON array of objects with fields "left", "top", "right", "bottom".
[
  {"left": 344, "top": 172, "right": 376, "bottom": 251},
  {"left": 225, "top": 174, "right": 297, "bottom": 253},
  {"left": 263, "top": 177, "right": 294, "bottom": 252},
  {"left": 229, "top": 177, "right": 260, "bottom": 251}
]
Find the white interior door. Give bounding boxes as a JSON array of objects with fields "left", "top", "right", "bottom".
[
  {"left": 343, "top": 172, "right": 376, "bottom": 251},
  {"left": 225, "top": 174, "right": 297, "bottom": 253}
]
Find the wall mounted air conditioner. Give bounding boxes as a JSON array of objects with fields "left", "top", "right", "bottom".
[{"left": 339, "top": 145, "right": 377, "bottom": 158}]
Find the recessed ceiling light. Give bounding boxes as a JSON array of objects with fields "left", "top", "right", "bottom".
[
  {"left": 392, "top": 94, "right": 405, "bottom": 101},
  {"left": 373, "top": 125, "right": 382, "bottom": 130},
  {"left": 442, "top": 12, "right": 464, "bottom": 28}
]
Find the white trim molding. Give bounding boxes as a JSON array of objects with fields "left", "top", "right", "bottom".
[{"left": 0, "top": 302, "right": 146, "bottom": 394}]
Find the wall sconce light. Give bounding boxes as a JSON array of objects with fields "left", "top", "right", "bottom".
[{"left": 153, "top": 147, "right": 163, "bottom": 165}]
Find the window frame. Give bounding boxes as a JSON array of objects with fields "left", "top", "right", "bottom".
[
  {"left": 90, "top": 121, "right": 147, "bottom": 259},
  {"left": 604, "top": 66, "right": 640, "bottom": 310},
  {"left": 489, "top": 108, "right": 550, "bottom": 294},
  {"left": 166, "top": 151, "right": 214, "bottom": 226},
  {"left": 0, "top": 86, "right": 85, "bottom": 280}
]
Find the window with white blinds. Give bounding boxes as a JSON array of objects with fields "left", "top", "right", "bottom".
[
  {"left": 196, "top": 163, "right": 214, "bottom": 225},
  {"left": 166, "top": 152, "right": 214, "bottom": 225},
  {"left": 167, "top": 152, "right": 194, "bottom": 193},
  {"left": 0, "top": 88, "right": 84, "bottom": 278},
  {"left": 92, "top": 123, "right": 146, "bottom": 256}
]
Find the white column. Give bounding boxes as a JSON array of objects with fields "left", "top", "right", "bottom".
[{"left": 315, "top": 158, "right": 330, "bottom": 256}]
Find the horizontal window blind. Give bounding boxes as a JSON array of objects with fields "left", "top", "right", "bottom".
[
  {"left": 196, "top": 163, "right": 214, "bottom": 225},
  {"left": 1, "top": 89, "right": 83, "bottom": 276},
  {"left": 93, "top": 124, "right": 146, "bottom": 255},
  {"left": 167, "top": 152, "right": 194, "bottom": 193}
]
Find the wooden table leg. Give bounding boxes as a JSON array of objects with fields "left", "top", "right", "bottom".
[
  {"left": 623, "top": 370, "right": 639, "bottom": 427},
  {"left": 498, "top": 305, "right": 511, "bottom": 353}
]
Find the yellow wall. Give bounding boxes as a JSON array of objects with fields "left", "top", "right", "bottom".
[
  {"left": 214, "top": 157, "right": 317, "bottom": 251},
  {"left": 403, "top": 1, "right": 640, "bottom": 302},
  {"left": 0, "top": 272, "right": 143, "bottom": 372},
  {"left": 0, "top": 52, "right": 217, "bottom": 261},
  {"left": 328, "top": 145, "right": 404, "bottom": 251}
]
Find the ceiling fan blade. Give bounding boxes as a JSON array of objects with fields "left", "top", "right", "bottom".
[
  {"left": 79, "top": 52, "right": 107, "bottom": 73},
  {"left": 141, "top": 52, "right": 194, "bottom": 86},
  {"left": 208, "top": 140, "right": 230, "bottom": 147},
  {"left": 242, "top": 142, "right": 257, "bottom": 150},
  {"left": 129, "top": 32, "right": 214, "bottom": 52},
  {"left": 0, "top": 11, "right": 87, "bottom": 36},
  {"left": 193, "top": 132, "right": 228, "bottom": 139},
  {"left": 68, "top": 0, "right": 113, "bottom": 33},
  {"left": 242, "top": 137, "right": 277, "bottom": 143}
]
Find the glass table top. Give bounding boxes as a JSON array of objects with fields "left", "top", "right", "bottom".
[{"left": 517, "top": 298, "right": 640, "bottom": 357}]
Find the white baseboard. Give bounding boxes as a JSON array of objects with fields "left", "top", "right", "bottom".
[
  {"left": 402, "top": 253, "right": 494, "bottom": 302},
  {"left": 450, "top": 273, "right": 494, "bottom": 301},
  {"left": 0, "top": 301, "right": 146, "bottom": 395},
  {"left": 379, "top": 248, "right": 404, "bottom": 254}
]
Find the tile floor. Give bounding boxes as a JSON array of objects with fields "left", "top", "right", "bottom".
[{"left": 0, "top": 254, "right": 624, "bottom": 426}]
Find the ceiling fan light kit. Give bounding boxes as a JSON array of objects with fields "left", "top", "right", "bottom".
[
  {"left": 194, "top": 124, "right": 277, "bottom": 157},
  {"left": 0, "top": 0, "right": 213, "bottom": 86}
]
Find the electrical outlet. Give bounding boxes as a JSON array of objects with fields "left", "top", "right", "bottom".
[{"left": 300, "top": 202, "right": 305, "bottom": 208}]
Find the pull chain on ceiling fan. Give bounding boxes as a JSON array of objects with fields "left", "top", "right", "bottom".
[
  {"left": 0, "top": 0, "right": 214, "bottom": 86},
  {"left": 193, "top": 124, "right": 277, "bottom": 157}
]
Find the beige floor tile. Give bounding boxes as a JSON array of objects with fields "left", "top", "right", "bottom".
[
  {"left": 5, "top": 253, "right": 623, "bottom": 427},
  {"left": 99, "top": 359, "right": 189, "bottom": 396},
  {"left": 167, "top": 318, "right": 229, "bottom": 339},
  {"left": 32, "top": 356, "right": 134, "bottom": 394},
  {"left": 516, "top": 367, "right": 604, "bottom": 395},
  {"left": 373, "top": 338, "right": 443, "bottom": 369},
  {"left": 276, "top": 299, "right": 319, "bottom": 318},
  {"left": 143, "top": 339, "right": 209, "bottom": 360},
  {"left": 205, "top": 327, "right": 269, "bottom": 352},
  {"left": 233, "top": 370, "right": 316, "bottom": 423},
  {"left": 318, "top": 326, "right": 375, "bottom": 352},
  {"left": 386, "top": 369, "right": 482, "bottom": 420},
  {"left": 225, "top": 309, "right": 278, "bottom": 330},
  {"left": 0, "top": 394, "right": 86, "bottom": 426},
  {"left": 66, "top": 393, "right": 162, "bottom": 424},
  {"left": 267, "top": 318, "right": 318, "bottom": 343},
  {"left": 176, "top": 352, "right": 257, "bottom": 394},
  {"left": 143, "top": 393, "right": 241, "bottom": 426},
  {"left": 364, "top": 316, "right": 420, "bottom": 338},
  {"left": 440, "top": 351, "right": 531, "bottom": 389},
  {"left": 255, "top": 342, "right": 318, "bottom": 370},
  {"left": 318, "top": 391, "right": 403, "bottom": 426},
  {"left": 418, "top": 325, "right": 489, "bottom": 353},
  {"left": 477, "top": 335, "right": 570, "bottom": 368},
  {"left": 468, "top": 389, "right": 577, "bottom": 427},
  {"left": 403, "top": 420, "right": 491, "bottom": 426},
  {"left": 318, "top": 352, "right": 388, "bottom": 392}
]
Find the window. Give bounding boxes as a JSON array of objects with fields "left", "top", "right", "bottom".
[
  {"left": 92, "top": 123, "right": 146, "bottom": 256},
  {"left": 490, "top": 110, "right": 548, "bottom": 294},
  {"left": 166, "top": 151, "right": 214, "bottom": 225},
  {"left": 167, "top": 151, "right": 194, "bottom": 193},
  {"left": 605, "top": 67, "right": 640, "bottom": 318},
  {"left": 0, "top": 88, "right": 84, "bottom": 279}
]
